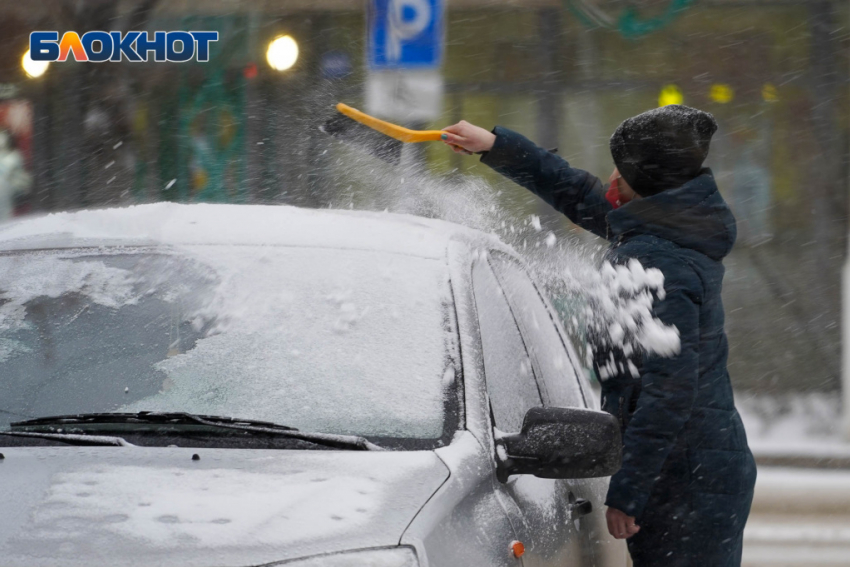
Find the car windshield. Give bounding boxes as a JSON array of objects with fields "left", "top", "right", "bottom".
[{"left": 0, "top": 245, "right": 459, "bottom": 445}]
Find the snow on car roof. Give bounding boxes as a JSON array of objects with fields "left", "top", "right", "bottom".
[{"left": 0, "top": 202, "right": 502, "bottom": 258}]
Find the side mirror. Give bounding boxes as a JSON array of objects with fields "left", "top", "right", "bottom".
[{"left": 496, "top": 407, "right": 622, "bottom": 483}]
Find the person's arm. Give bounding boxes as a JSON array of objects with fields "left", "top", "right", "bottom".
[
  {"left": 604, "top": 253, "right": 702, "bottom": 521},
  {"left": 442, "top": 122, "right": 612, "bottom": 239}
]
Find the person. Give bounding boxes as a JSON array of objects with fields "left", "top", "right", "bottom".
[
  {"left": 0, "top": 130, "right": 31, "bottom": 222},
  {"left": 441, "top": 105, "right": 757, "bottom": 567}
]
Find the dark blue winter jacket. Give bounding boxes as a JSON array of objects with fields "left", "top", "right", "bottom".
[{"left": 482, "top": 126, "right": 756, "bottom": 524}]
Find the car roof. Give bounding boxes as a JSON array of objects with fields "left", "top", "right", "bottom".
[{"left": 0, "top": 203, "right": 511, "bottom": 260}]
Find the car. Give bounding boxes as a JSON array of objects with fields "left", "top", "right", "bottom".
[{"left": 0, "top": 203, "right": 625, "bottom": 567}]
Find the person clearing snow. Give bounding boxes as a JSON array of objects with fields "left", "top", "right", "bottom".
[
  {"left": 0, "top": 130, "right": 31, "bottom": 222},
  {"left": 442, "top": 105, "right": 757, "bottom": 567}
]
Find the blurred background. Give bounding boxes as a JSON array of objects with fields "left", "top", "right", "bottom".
[{"left": 0, "top": 0, "right": 848, "bottom": 563}]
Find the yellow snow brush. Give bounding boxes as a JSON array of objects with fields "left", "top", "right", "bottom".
[{"left": 320, "top": 103, "right": 450, "bottom": 165}]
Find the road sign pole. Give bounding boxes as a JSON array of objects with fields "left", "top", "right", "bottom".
[{"left": 365, "top": 0, "right": 444, "bottom": 126}]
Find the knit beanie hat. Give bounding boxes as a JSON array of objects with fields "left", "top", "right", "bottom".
[{"left": 609, "top": 105, "right": 718, "bottom": 197}]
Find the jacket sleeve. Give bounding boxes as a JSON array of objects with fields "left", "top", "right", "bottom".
[
  {"left": 480, "top": 126, "right": 612, "bottom": 240},
  {"left": 604, "top": 255, "right": 703, "bottom": 520}
]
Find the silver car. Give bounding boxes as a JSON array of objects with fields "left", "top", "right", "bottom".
[{"left": 0, "top": 203, "right": 625, "bottom": 567}]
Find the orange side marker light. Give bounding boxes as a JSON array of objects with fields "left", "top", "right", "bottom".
[{"left": 511, "top": 540, "right": 525, "bottom": 558}]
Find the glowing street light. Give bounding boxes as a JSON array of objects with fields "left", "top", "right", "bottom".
[
  {"left": 709, "top": 84, "right": 734, "bottom": 104},
  {"left": 658, "top": 84, "right": 683, "bottom": 107},
  {"left": 22, "top": 49, "right": 49, "bottom": 78},
  {"left": 266, "top": 35, "right": 299, "bottom": 72}
]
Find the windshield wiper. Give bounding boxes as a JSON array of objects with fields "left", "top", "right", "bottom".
[
  {"left": 1, "top": 431, "right": 135, "bottom": 447},
  {"left": 11, "top": 412, "right": 382, "bottom": 451}
]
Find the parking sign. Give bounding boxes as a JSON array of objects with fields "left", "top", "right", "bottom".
[{"left": 369, "top": 0, "right": 443, "bottom": 69}]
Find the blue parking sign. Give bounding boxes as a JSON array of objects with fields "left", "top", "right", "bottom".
[{"left": 369, "top": 0, "right": 443, "bottom": 69}]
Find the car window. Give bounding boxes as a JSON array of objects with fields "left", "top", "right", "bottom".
[
  {"left": 0, "top": 246, "right": 459, "bottom": 444},
  {"left": 549, "top": 291, "right": 596, "bottom": 385},
  {"left": 489, "top": 255, "right": 586, "bottom": 409},
  {"left": 472, "top": 259, "right": 542, "bottom": 433}
]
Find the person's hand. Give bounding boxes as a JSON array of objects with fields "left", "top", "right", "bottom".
[
  {"left": 440, "top": 121, "right": 496, "bottom": 155},
  {"left": 606, "top": 507, "right": 640, "bottom": 539}
]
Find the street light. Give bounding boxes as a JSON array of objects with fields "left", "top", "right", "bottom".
[
  {"left": 22, "top": 49, "right": 49, "bottom": 79},
  {"left": 266, "top": 35, "right": 298, "bottom": 72},
  {"left": 658, "top": 84, "right": 683, "bottom": 107},
  {"left": 709, "top": 84, "right": 734, "bottom": 104}
]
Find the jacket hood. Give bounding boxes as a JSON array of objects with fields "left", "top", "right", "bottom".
[{"left": 607, "top": 169, "right": 736, "bottom": 260}]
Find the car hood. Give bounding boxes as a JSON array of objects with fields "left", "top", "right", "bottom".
[{"left": 0, "top": 446, "right": 449, "bottom": 567}]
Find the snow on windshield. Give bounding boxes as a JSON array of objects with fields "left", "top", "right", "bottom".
[
  {"left": 0, "top": 251, "right": 141, "bottom": 363},
  {"left": 121, "top": 245, "right": 453, "bottom": 439},
  {"left": 0, "top": 245, "right": 454, "bottom": 439}
]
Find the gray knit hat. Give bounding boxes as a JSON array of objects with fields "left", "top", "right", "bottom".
[{"left": 609, "top": 105, "right": 718, "bottom": 197}]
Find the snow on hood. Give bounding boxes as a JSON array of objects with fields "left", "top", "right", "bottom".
[
  {"left": 0, "top": 447, "right": 449, "bottom": 567},
  {"left": 0, "top": 202, "right": 497, "bottom": 259}
]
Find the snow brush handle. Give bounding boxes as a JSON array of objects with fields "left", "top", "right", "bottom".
[{"left": 336, "top": 103, "right": 445, "bottom": 143}]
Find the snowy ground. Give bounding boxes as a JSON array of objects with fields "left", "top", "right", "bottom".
[
  {"left": 737, "top": 392, "right": 850, "bottom": 466},
  {"left": 735, "top": 394, "right": 850, "bottom": 565},
  {"left": 744, "top": 467, "right": 850, "bottom": 566}
]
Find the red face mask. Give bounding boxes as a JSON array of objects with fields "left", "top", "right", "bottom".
[{"left": 605, "top": 177, "right": 632, "bottom": 209}]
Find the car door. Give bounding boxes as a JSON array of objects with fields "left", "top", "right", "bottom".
[
  {"left": 488, "top": 253, "right": 625, "bottom": 567},
  {"left": 471, "top": 258, "right": 578, "bottom": 567}
]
